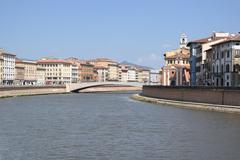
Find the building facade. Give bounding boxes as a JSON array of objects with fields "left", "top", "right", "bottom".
[
  {"left": 71, "top": 64, "right": 78, "bottom": 83},
  {"left": 36, "top": 67, "right": 46, "bottom": 85},
  {"left": 108, "top": 63, "right": 119, "bottom": 81},
  {"left": 150, "top": 69, "right": 162, "bottom": 84},
  {"left": 0, "top": 49, "right": 16, "bottom": 85},
  {"left": 127, "top": 68, "right": 137, "bottom": 82},
  {"left": 162, "top": 35, "right": 190, "bottom": 86},
  {"left": 211, "top": 34, "right": 240, "bottom": 87},
  {"left": 137, "top": 69, "right": 150, "bottom": 83},
  {"left": 188, "top": 32, "right": 231, "bottom": 86},
  {"left": 16, "top": 59, "right": 38, "bottom": 85},
  {"left": 15, "top": 66, "right": 25, "bottom": 85},
  {"left": 79, "top": 63, "right": 96, "bottom": 82},
  {"left": 118, "top": 64, "right": 128, "bottom": 82},
  {"left": 0, "top": 57, "right": 3, "bottom": 85},
  {"left": 37, "top": 59, "right": 72, "bottom": 85},
  {"left": 95, "top": 66, "right": 108, "bottom": 82}
]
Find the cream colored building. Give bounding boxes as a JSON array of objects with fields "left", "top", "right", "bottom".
[
  {"left": 36, "top": 67, "right": 46, "bottom": 85},
  {"left": 118, "top": 65, "right": 128, "bottom": 82},
  {"left": 15, "top": 66, "right": 25, "bottom": 85},
  {"left": 95, "top": 66, "right": 108, "bottom": 82},
  {"left": 0, "top": 57, "right": 3, "bottom": 85},
  {"left": 108, "top": 63, "right": 119, "bottom": 81},
  {"left": 16, "top": 59, "right": 38, "bottom": 85},
  {"left": 137, "top": 69, "right": 150, "bottom": 83},
  {"left": 37, "top": 59, "right": 72, "bottom": 85}
]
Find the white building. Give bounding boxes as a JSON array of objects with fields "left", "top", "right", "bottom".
[
  {"left": 96, "top": 66, "right": 108, "bottom": 82},
  {"left": 71, "top": 64, "right": 78, "bottom": 83},
  {"left": 127, "top": 68, "right": 137, "bottom": 82},
  {"left": 188, "top": 32, "right": 231, "bottom": 86},
  {"left": 0, "top": 49, "right": 16, "bottom": 85},
  {"left": 150, "top": 69, "right": 161, "bottom": 84},
  {"left": 36, "top": 67, "right": 46, "bottom": 85},
  {"left": 212, "top": 34, "right": 240, "bottom": 87}
]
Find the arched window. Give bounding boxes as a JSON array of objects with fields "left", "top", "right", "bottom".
[{"left": 226, "top": 64, "right": 230, "bottom": 73}]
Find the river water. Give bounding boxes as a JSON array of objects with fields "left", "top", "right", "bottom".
[{"left": 0, "top": 92, "right": 240, "bottom": 160}]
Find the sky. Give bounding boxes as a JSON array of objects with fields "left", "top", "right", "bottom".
[{"left": 0, "top": 0, "right": 240, "bottom": 69}]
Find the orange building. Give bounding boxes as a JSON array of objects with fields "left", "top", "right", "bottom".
[{"left": 162, "top": 35, "right": 190, "bottom": 86}]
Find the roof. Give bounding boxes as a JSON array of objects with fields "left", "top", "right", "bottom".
[
  {"left": 165, "top": 48, "right": 190, "bottom": 59},
  {"left": 211, "top": 34, "right": 240, "bottom": 46},
  {"left": 16, "top": 58, "right": 37, "bottom": 64},
  {"left": 0, "top": 51, "right": 16, "bottom": 56},
  {"left": 94, "top": 66, "right": 108, "bottom": 69},
  {"left": 37, "top": 59, "right": 71, "bottom": 64}
]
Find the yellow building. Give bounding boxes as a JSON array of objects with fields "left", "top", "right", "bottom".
[
  {"left": 16, "top": 59, "right": 38, "bottom": 85},
  {"left": 0, "top": 57, "right": 3, "bottom": 85},
  {"left": 15, "top": 66, "right": 25, "bottom": 85},
  {"left": 37, "top": 59, "right": 72, "bottom": 85}
]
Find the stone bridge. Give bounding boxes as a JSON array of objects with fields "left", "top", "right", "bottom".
[{"left": 66, "top": 82, "right": 144, "bottom": 92}]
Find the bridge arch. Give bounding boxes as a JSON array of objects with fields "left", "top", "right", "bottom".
[{"left": 66, "top": 82, "right": 143, "bottom": 92}]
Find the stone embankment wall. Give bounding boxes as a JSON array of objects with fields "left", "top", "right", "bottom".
[
  {"left": 0, "top": 86, "right": 66, "bottom": 98},
  {"left": 142, "top": 86, "right": 240, "bottom": 106}
]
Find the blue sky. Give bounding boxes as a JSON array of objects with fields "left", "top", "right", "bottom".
[{"left": 0, "top": 0, "right": 240, "bottom": 68}]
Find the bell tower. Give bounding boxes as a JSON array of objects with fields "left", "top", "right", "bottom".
[{"left": 180, "top": 33, "right": 188, "bottom": 48}]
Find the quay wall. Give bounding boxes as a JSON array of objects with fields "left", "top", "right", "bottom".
[
  {"left": 142, "top": 86, "right": 240, "bottom": 106},
  {"left": 0, "top": 86, "right": 66, "bottom": 98}
]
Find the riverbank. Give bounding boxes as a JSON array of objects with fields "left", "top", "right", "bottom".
[
  {"left": 0, "top": 86, "right": 66, "bottom": 98},
  {"left": 131, "top": 94, "right": 240, "bottom": 114}
]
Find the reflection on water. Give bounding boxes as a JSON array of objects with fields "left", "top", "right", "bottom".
[{"left": 0, "top": 93, "right": 240, "bottom": 160}]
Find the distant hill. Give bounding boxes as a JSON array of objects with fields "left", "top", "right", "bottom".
[{"left": 120, "top": 61, "right": 153, "bottom": 70}]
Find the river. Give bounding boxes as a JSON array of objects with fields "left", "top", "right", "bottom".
[{"left": 0, "top": 92, "right": 240, "bottom": 160}]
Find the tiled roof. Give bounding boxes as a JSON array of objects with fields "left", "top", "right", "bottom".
[
  {"left": 211, "top": 34, "right": 240, "bottom": 46},
  {"left": 37, "top": 59, "right": 71, "bottom": 64}
]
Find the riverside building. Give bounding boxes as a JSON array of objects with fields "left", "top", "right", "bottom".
[
  {"left": 95, "top": 66, "right": 108, "bottom": 82},
  {"left": 15, "top": 59, "right": 38, "bottom": 85},
  {"left": 0, "top": 49, "right": 16, "bottom": 85},
  {"left": 37, "top": 59, "right": 72, "bottom": 85},
  {"left": 162, "top": 34, "right": 190, "bottom": 86},
  {"left": 137, "top": 69, "right": 150, "bottom": 83},
  {"left": 187, "top": 32, "right": 231, "bottom": 86},
  {"left": 36, "top": 67, "right": 46, "bottom": 85},
  {"left": 15, "top": 65, "right": 25, "bottom": 85},
  {"left": 211, "top": 34, "right": 240, "bottom": 87},
  {"left": 0, "top": 57, "right": 3, "bottom": 85}
]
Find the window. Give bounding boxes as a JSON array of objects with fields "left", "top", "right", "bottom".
[
  {"left": 221, "top": 52, "right": 224, "bottom": 59},
  {"left": 221, "top": 65, "right": 224, "bottom": 73},
  {"left": 226, "top": 64, "right": 230, "bottom": 73},
  {"left": 227, "top": 51, "right": 230, "bottom": 58}
]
